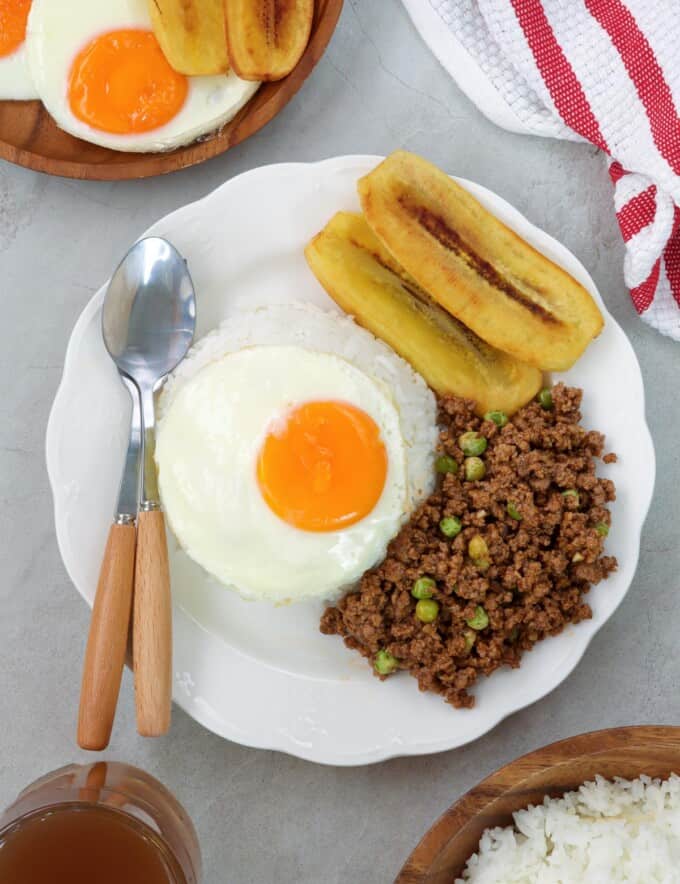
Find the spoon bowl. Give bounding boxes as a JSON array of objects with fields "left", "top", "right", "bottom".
[{"left": 103, "top": 237, "right": 195, "bottom": 389}]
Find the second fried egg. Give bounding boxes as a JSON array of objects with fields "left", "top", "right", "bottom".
[{"left": 26, "top": 0, "right": 258, "bottom": 152}]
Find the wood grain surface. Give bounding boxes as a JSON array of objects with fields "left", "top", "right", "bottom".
[
  {"left": 0, "top": 0, "right": 342, "bottom": 180},
  {"left": 77, "top": 522, "right": 136, "bottom": 751},
  {"left": 396, "top": 726, "right": 680, "bottom": 883},
  {"left": 133, "top": 509, "right": 172, "bottom": 738}
]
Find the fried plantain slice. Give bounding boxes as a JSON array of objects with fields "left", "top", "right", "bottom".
[
  {"left": 225, "top": 0, "right": 314, "bottom": 82},
  {"left": 305, "top": 212, "right": 543, "bottom": 416},
  {"left": 149, "top": 0, "right": 230, "bottom": 75},
  {"left": 358, "top": 151, "right": 604, "bottom": 371}
]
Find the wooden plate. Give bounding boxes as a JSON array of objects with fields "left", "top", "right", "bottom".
[
  {"left": 396, "top": 726, "right": 680, "bottom": 883},
  {"left": 0, "top": 0, "right": 343, "bottom": 180}
]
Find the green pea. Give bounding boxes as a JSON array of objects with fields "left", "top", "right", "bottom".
[
  {"left": 466, "top": 606, "right": 489, "bottom": 631},
  {"left": 415, "top": 599, "right": 440, "bottom": 623},
  {"left": 440, "top": 516, "right": 462, "bottom": 538},
  {"left": 374, "top": 650, "right": 399, "bottom": 675},
  {"left": 537, "top": 388, "right": 553, "bottom": 409},
  {"left": 484, "top": 410, "right": 508, "bottom": 428},
  {"left": 468, "top": 535, "right": 489, "bottom": 560},
  {"left": 464, "top": 456, "right": 486, "bottom": 481},
  {"left": 435, "top": 455, "right": 459, "bottom": 475},
  {"left": 463, "top": 629, "right": 477, "bottom": 651},
  {"left": 596, "top": 521, "right": 610, "bottom": 537},
  {"left": 412, "top": 577, "right": 436, "bottom": 599},
  {"left": 459, "top": 431, "right": 488, "bottom": 456},
  {"left": 507, "top": 501, "right": 522, "bottom": 521},
  {"left": 562, "top": 489, "right": 580, "bottom": 506},
  {"left": 508, "top": 626, "right": 519, "bottom": 644}
]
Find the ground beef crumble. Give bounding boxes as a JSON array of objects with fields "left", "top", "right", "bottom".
[{"left": 320, "top": 385, "right": 617, "bottom": 708}]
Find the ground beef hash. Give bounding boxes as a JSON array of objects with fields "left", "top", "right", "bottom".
[{"left": 320, "top": 385, "right": 617, "bottom": 708}]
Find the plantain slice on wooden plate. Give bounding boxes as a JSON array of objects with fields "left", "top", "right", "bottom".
[
  {"left": 358, "top": 151, "right": 604, "bottom": 371},
  {"left": 149, "top": 0, "right": 230, "bottom": 75},
  {"left": 225, "top": 0, "right": 314, "bottom": 81},
  {"left": 305, "top": 212, "right": 543, "bottom": 416}
]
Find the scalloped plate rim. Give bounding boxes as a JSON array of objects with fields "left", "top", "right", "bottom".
[{"left": 46, "top": 155, "right": 655, "bottom": 765}]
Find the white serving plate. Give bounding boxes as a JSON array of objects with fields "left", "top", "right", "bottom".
[{"left": 46, "top": 156, "right": 655, "bottom": 766}]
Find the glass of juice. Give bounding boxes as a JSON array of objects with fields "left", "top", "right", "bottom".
[{"left": 0, "top": 761, "right": 201, "bottom": 883}]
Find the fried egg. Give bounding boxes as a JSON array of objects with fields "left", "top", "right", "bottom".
[
  {"left": 25, "top": 0, "right": 259, "bottom": 152},
  {"left": 0, "top": 0, "right": 38, "bottom": 99},
  {"left": 156, "top": 304, "right": 437, "bottom": 604}
]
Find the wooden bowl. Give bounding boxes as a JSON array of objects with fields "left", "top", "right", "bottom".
[
  {"left": 0, "top": 0, "right": 343, "bottom": 180},
  {"left": 396, "top": 726, "right": 680, "bottom": 883}
]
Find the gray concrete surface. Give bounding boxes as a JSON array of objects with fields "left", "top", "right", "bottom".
[{"left": 1, "top": 2, "right": 678, "bottom": 882}]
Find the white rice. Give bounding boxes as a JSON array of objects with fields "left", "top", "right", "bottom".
[
  {"left": 160, "top": 301, "right": 438, "bottom": 508},
  {"left": 457, "top": 774, "right": 680, "bottom": 884}
]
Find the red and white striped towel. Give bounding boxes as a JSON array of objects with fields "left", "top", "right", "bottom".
[{"left": 402, "top": 0, "right": 680, "bottom": 340}]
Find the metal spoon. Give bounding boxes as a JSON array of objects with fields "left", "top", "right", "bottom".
[
  {"left": 102, "top": 236, "right": 195, "bottom": 737},
  {"left": 77, "top": 374, "right": 141, "bottom": 751}
]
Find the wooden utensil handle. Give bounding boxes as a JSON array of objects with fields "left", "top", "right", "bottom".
[
  {"left": 133, "top": 508, "right": 172, "bottom": 737},
  {"left": 77, "top": 522, "right": 136, "bottom": 751}
]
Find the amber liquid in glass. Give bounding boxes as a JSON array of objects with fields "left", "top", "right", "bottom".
[{"left": 0, "top": 802, "right": 185, "bottom": 884}]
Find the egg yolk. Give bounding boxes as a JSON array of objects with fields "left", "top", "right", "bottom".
[
  {"left": 68, "top": 29, "right": 188, "bottom": 135},
  {"left": 0, "top": 0, "right": 31, "bottom": 58},
  {"left": 257, "top": 400, "right": 388, "bottom": 532}
]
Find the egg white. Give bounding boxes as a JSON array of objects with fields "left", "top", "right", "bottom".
[
  {"left": 25, "top": 0, "right": 259, "bottom": 152},
  {"left": 156, "top": 346, "right": 411, "bottom": 604},
  {"left": 0, "top": 29, "right": 38, "bottom": 99}
]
